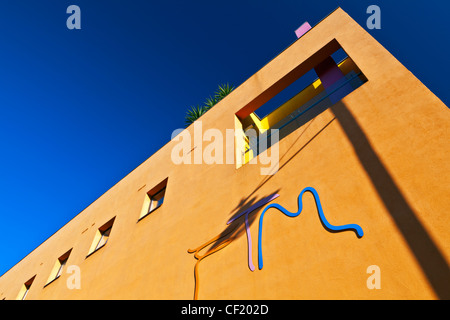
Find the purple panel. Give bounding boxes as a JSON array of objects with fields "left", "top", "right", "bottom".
[
  {"left": 295, "top": 22, "right": 312, "bottom": 38},
  {"left": 314, "top": 56, "right": 354, "bottom": 104},
  {"left": 314, "top": 57, "right": 345, "bottom": 88}
]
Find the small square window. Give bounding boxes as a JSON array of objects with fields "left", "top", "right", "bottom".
[
  {"left": 138, "top": 178, "right": 168, "bottom": 221},
  {"left": 87, "top": 217, "right": 115, "bottom": 257},
  {"left": 55, "top": 257, "right": 68, "bottom": 278},
  {"left": 45, "top": 249, "right": 72, "bottom": 286},
  {"left": 16, "top": 276, "right": 35, "bottom": 300},
  {"left": 94, "top": 226, "right": 112, "bottom": 251}
]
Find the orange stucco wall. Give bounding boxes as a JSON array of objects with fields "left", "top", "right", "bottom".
[{"left": 0, "top": 7, "right": 449, "bottom": 300}]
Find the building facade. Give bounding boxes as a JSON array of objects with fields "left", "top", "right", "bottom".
[{"left": 1, "top": 8, "right": 449, "bottom": 300}]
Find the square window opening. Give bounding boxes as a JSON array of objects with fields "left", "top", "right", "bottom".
[
  {"left": 45, "top": 249, "right": 72, "bottom": 286},
  {"left": 87, "top": 217, "right": 115, "bottom": 257},
  {"left": 16, "top": 276, "right": 35, "bottom": 300},
  {"left": 138, "top": 178, "right": 168, "bottom": 221}
]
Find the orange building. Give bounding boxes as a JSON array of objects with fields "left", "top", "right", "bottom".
[{"left": 0, "top": 7, "right": 449, "bottom": 300}]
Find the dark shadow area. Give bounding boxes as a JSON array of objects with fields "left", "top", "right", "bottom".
[
  {"left": 331, "top": 101, "right": 450, "bottom": 299},
  {"left": 187, "top": 190, "right": 281, "bottom": 299},
  {"left": 206, "top": 189, "right": 281, "bottom": 254}
]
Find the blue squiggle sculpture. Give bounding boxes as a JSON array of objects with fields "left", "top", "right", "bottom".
[{"left": 257, "top": 187, "right": 364, "bottom": 270}]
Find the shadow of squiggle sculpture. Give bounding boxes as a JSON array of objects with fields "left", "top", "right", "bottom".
[
  {"left": 257, "top": 187, "right": 364, "bottom": 270},
  {"left": 187, "top": 194, "right": 280, "bottom": 299}
]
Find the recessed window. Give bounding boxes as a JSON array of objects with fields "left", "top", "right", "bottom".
[
  {"left": 45, "top": 249, "right": 72, "bottom": 286},
  {"left": 235, "top": 40, "right": 367, "bottom": 167},
  {"left": 148, "top": 188, "right": 165, "bottom": 213},
  {"left": 16, "top": 276, "right": 35, "bottom": 300},
  {"left": 87, "top": 217, "right": 115, "bottom": 257},
  {"left": 138, "top": 178, "right": 168, "bottom": 221},
  {"left": 55, "top": 258, "right": 67, "bottom": 278},
  {"left": 95, "top": 226, "right": 112, "bottom": 251}
]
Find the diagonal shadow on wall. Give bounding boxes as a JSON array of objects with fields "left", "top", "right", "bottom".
[
  {"left": 205, "top": 190, "right": 280, "bottom": 254},
  {"left": 203, "top": 116, "right": 336, "bottom": 258},
  {"left": 331, "top": 101, "right": 450, "bottom": 300}
]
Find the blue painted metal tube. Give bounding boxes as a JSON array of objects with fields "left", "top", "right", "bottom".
[{"left": 257, "top": 187, "right": 364, "bottom": 270}]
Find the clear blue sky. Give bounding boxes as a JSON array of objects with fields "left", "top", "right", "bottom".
[{"left": 0, "top": 0, "right": 448, "bottom": 276}]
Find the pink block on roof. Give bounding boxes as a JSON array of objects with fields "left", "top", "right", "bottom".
[{"left": 295, "top": 22, "right": 312, "bottom": 38}]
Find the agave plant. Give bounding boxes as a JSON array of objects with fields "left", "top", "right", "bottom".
[
  {"left": 184, "top": 105, "right": 210, "bottom": 127},
  {"left": 214, "top": 83, "right": 234, "bottom": 101},
  {"left": 184, "top": 83, "right": 235, "bottom": 127},
  {"left": 204, "top": 95, "right": 219, "bottom": 110}
]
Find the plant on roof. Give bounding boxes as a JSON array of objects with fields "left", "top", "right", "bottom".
[
  {"left": 184, "top": 83, "right": 235, "bottom": 127},
  {"left": 184, "top": 104, "right": 210, "bottom": 127}
]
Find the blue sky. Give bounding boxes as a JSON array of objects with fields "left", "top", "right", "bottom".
[{"left": 0, "top": 0, "right": 448, "bottom": 276}]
